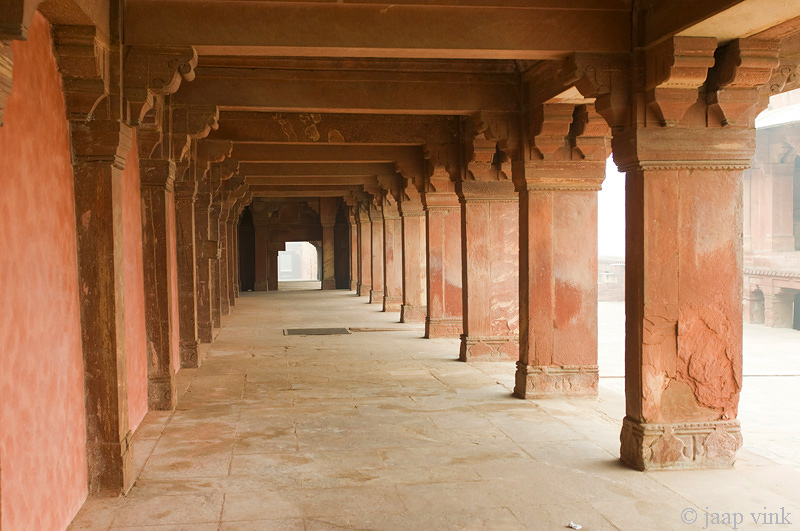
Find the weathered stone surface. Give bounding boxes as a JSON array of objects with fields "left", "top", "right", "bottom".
[
  {"left": 400, "top": 195, "right": 427, "bottom": 323},
  {"left": 457, "top": 180, "right": 519, "bottom": 361},
  {"left": 424, "top": 191, "right": 462, "bottom": 338}
]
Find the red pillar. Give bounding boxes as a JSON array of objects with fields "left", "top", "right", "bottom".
[
  {"left": 139, "top": 159, "right": 178, "bottom": 409},
  {"left": 423, "top": 190, "right": 463, "bottom": 337},
  {"left": 369, "top": 201, "right": 385, "bottom": 304},
  {"left": 456, "top": 179, "right": 519, "bottom": 361},
  {"left": 400, "top": 188, "right": 427, "bottom": 323},
  {"left": 357, "top": 202, "right": 372, "bottom": 296},
  {"left": 320, "top": 197, "right": 337, "bottom": 290},
  {"left": 347, "top": 204, "right": 359, "bottom": 291},
  {"left": 174, "top": 180, "right": 199, "bottom": 367},
  {"left": 513, "top": 161, "right": 604, "bottom": 397},
  {"left": 382, "top": 197, "right": 403, "bottom": 312},
  {"left": 512, "top": 103, "right": 608, "bottom": 397},
  {"left": 194, "top": 188, "right": 214, "bottom": 343}
]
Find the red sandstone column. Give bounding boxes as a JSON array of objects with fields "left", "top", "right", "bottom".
[
  {"left": 400, "top": 187, "right": 427, "bottom": 322},
  {"left": 139, "top": 159, "right": 178, "bottom": 409},
  {"left": 253, "top": 207, "right": 269, "bottom": 291},
  {"left": 513, "top": 161, "right": 604, "bottom": 397},
  {"left": 369, "top": 201, "right": 385, "bottom": 304},
  {"left": 609, "top": 36, "right": 779, "bottom": 470},
  {"left": 70, "top": 120, "right": 134, "bottom": 494},
  {"left": 320, "top": 197, "right": 337, "bottom": 290},
  {"left": 758, "top": 127, "right": 797, "bottom": 251},
  {"left": 267, "top": 240, "right": 283, "bottom": 291},
  {"left": 174, "top": 180, "right": 200, "bottom": 367},
  {"left": 347, "top": 204, "right": 359, "bottom": 291},
  {"left": 512, "top": 103, "right": 609, "bottom": 397},
  {"left": 194, "top": 188, "right": 214, "bottom": 343},
  {"left": 226, "top": 213, "right": 236, "bottom": 305},
  {"left": 357, "top": 203, "right": 372, "bottom": 296},
  {"left": 764, "top": 286, "right": 795, "bottom": 327},
  {"left": 422, "top": 189, "right": 463, "bottom": 337},
  {"left": 456, "top": 179, "right": 519, "bottom": 361},
  {"left": 382, "top": 196, "right": 403, "bottom": 312},
  {"left": 209, "top": 202, "right": 223, "bottom": 328},
  {"left": 218, "top": 208, "right": 231, "bottom": 316}
]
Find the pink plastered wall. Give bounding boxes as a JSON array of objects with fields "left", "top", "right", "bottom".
[
  {"left": 0, "top": 12, "right": 88, "bottom": 530},
  {"left": 121, "top": 132, "right": 149, "bottom": 432}
]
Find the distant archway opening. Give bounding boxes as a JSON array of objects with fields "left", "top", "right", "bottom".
[{"left": 278, "top": 241, "right": 321, "bottom": 283}]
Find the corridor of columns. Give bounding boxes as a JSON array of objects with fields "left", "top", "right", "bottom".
[
  {"left": 69, "top": 290, "right": 800, "bottom": 530},
  {"left": 5, "top": 0, "right": 800, "bottom": 529}
]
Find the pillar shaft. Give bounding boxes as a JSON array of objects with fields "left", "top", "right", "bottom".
[
  {"left": 139, "top": 159, "right": 177, "bottom": 410},
  {"left": 616, "top": 126, "right": 753, "bottom": 470},
  {"left": 357, "top": 206, "right": 372, "bottom": 296},
  {"left": 219, "top": 210, "right": 230, "bottom": 316},
  {"left": 320, "top": 197, "right": 338, "bottom": 290},
  {"left": 227, "top": 218, "right": 237, "bottom": 305},
  {"left": 348, "top": 207, "right": 358, "bottom": 291},
  {"left": 71, "top": 120, "right": 133, "bottom": 494},
  {"left": 267, "top": 245, "right": 280, "bottom": 291},
  {"left": 513, "top": 162, "right": 603, "bottom": 398},
  {"left": 456, "top": 180, "right": 519, "bottom": 361},
  {"left": 383, "top": 207, "right": 403, "bottom": 312},
  {"left": 369, "top": 206, "right": 385, "bottom": 304},
  {"left": 174, "top": 181, "right": 199, "bottom": 367},
  {"left": 254, "top": 222, "right": 268, "bottom": 291},
  {"left": 400, "top": 202, "right": 427, "bottom": 323},
  {"left": 194, "top": 194, "right": 214, "bottom": 343},
  {"left": 209, "top": 204, "right": 222, "bottom": 328},
  {"left": 424, "top": 192, "right": 463, "bottom": 337}
]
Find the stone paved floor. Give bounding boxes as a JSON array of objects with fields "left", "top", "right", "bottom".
[{"left": 70, "top": 288, "right": 800, "bottom": 530}]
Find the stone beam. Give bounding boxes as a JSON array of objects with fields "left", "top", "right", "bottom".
[
  {"left": 232, "top": 144, "right": 422, "bottom": 165},
  {"left": 238, "top": 162, "right": 397, "bottom": 178},
  {"left": 673, "top": 0, "right": 800, "bottom": 46},
  {"left": 172, "top": 67, "right": 517, "bottom": 114},
  {"left": 124, "top": 0, "right": 630, "bottom": 60},
  {"left": 0, "top": 0, "right": 43, "bottom": 39},
  {"left": 211, "top": 112, "right": 459, "bottom": 145},
  {"left": 246, "top": 176, "right": 378, "bottom": 186}
]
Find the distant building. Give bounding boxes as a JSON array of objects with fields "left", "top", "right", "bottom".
[
  {"left": 743, "top": 90, "right": 800, "bottom": 330},
  {"left": 598, "top": 257, "right": 625, "bottom": 302}
]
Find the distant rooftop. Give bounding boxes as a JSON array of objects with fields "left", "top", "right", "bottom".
[{"left": 756, "top": 88, "right": 800, "bottom": 129}]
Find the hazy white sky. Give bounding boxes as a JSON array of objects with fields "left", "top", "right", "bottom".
[{"left": 598, "top": 156, "right": 625, "bottom": 258}]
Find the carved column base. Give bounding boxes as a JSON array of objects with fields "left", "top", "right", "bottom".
[
  {"left": 148, "top": 376, "right": 177, "bottom": 411},
  {"left": 87, "top": 430, "right": 134, "bottom": 496},
  {"left": 401, "top": 304, "right": 427, "bottom": 323},
  {"left": 369, "top": 289, "right": 384, "bottom": 304},
  {"left": 350, "top": 280, "right": 357, "bottom": 291},
  {"left": 426, "top": 317, "right": 462, "bottom": 338},
  {"left": 514, "top": 363, "right": 598, "bottom": 399},
  {"left": 180, "top": 340, "right": 199, "bottom": 369},
  {"left": 383, "top": 295, "right": 402, "bottom": 312},
  {"left": 198, "top": 324, "right": 213, "bottom": 343},
  {"left": 254, "top": 281, "right": 268, "bottom": 291},
  {"left": 321, "top": 279, "right": 336, "bottom": 290},
  {"left": 620, "top": 417, "right": 743, "bottom": 471},
  {"left": 459, "top": 335, "right": 519, "bottom": 361},
  {"left": 357, "top": 283, "right": 371, "bottom": 297}
]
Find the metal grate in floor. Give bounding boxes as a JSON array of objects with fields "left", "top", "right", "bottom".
[{"left": 283, "top": 328, "right": 351, "bottom": 336}]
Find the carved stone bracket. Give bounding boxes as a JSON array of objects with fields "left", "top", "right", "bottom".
[
  {"left": 124, "top": 46, "right": 198, "bottom": 126},
  {"left": 170, "top": 105, "right": 220, "bottom": 163},
  {"left": 707, "top": 39, "right": 781, "bottom": 127},
  {"left": 646, "top": 36, "right": 717, "bottom": 127},
  {"left": 563, "top": 53, "right": 630, "bottom": 130},
  {"left": 423, "top": 143, "right": 460, "bottom": 192},
  {"left": 52, "top": 25, "right": 111, "bottom": 121}
]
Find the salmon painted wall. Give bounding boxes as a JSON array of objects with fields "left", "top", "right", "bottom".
[
  {"left": 0, "top": 13, "right": 88, "bottom": 530},
  {"left": 168, "top": 193, "right": 180, "bottom": 374},
  {"left": 121, "top": 132, "right": 149, "bottom": 432}
]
